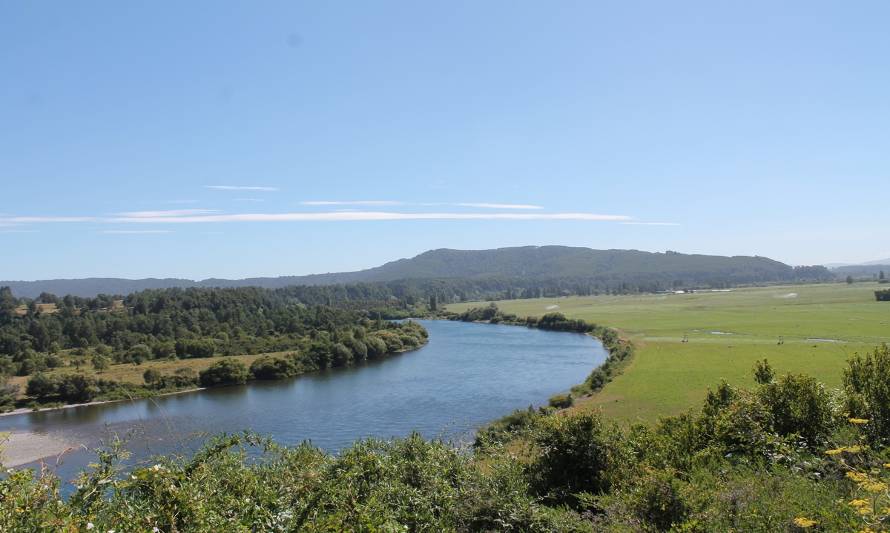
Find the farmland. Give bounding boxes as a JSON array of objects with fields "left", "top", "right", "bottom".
[{"left": 446, "top": 282, "right": 890, "bottom": 422}]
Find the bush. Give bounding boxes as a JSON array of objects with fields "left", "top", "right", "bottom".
[
  {"left": 199, "top": 359, "right": 250, "bottom": 387},
  {"left": 757, "top": 373, "right": 835, "bottom": 446},
  {"left": 56, "top": 374, "right": 99, "bottom": 403},
  {"left": 26, "top": 372, "right": 58, "bottom": 398},
  {"left": 125, "top": 344, "right": 152, "bottom": 365},
  {"left": 875, "top": 289, "right": 890, "bottom": 301},
  {"left": 548, "top": 393, "right": 573, "bottom": 409},
  {"left": 844, "top": 344, "right": 890, "bottom": 445},
  {"left": 143, "top": 368, "right": 162, "bottom": 385},
  {"left": 250, "top": 356, "right": 298, "bottom": 380},
  {"left": 529, "top": 412, "right": 629, "bottom": 506}
]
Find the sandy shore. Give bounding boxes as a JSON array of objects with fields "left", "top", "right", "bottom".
[{"left": 1, "top": 431, "right": 77, "bottom": 468}]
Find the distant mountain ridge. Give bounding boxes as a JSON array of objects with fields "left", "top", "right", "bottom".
[{"left": 2, "top": 246, "right": 831, "bottom": 298}]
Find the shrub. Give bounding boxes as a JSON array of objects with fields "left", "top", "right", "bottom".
[
  {"left": 757, "top": 373, "right": 835, "bottom": 446},
  {"left": 199, "top": 359, "right": 250, "bottom": 387},
  {"left": 26, "top": 372, "right": 58, "bottom": 398},
  {"left": 56, "top": 374, "right": 99, "bottom": 403},
  {"left": 143, "top": 368, "right": 162, "bottom": 385},
  {"left": 548, "top": 393, "right": 573, "bottom": 409},
  {"left": 844, "top": 344, "right": 890, "bottom": 445},
  {"left": 125, "top": 344, "right": 151, "bottom": 364},
  {"left": 250, "top": 356, "right": 298, "bottom": 380},
  {"left": 529, "top": 412, "right": 629, "bottom": 506}
]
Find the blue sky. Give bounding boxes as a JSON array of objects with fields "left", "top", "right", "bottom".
[{"left": 2, "top": 1, "right": 888, "bottom": 280}]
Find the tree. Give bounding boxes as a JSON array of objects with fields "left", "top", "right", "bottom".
[
  {"left": 92, "top": 354, "right": 110, "bottom": 372},
  {"left": 753, "top": 359, "right": 774, "bottom": 385},
  {"left": 199, "top": 359, "right": 250, "bottom": 387},
  {"left": 250, "top": 356, "right": 298, "bottom": 380},
  {"left": 143, "top": 368, "right": 162, "bottom": 385},
  {"left": 881, "top": 270, "right": 886, "bottom": 280},
  {"left": 846, "top": 275, "right": 855, "bottom": 284},
  {"left": 26, "top": 373, "right": 58, "bottom": 398}
]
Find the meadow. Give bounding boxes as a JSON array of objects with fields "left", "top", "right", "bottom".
[{"left": 447, "top": 282, "right": 890, "bottom": 422}]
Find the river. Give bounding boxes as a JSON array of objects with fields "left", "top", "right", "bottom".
[{"left": 0, "top": 320, "right": 606, "bottom": 488}]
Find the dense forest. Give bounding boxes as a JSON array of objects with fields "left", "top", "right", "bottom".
[
  {"left": 2, "top": 246, "right": 836, "bottom": 300},
  {"left": 0, "top": 286, "right": 427, "bottom": 408}
]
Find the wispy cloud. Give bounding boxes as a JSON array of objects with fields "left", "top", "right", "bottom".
[
  {"left": 101, "top": 230, "right": 173, "bottom": 234},
  {"left": 620, "top": 222, "right": 680, "bottom": 226},
  {"left": 455, "top": 202, "right": 543, "bottom": 210},
  {"left": 303, "top": 201, "right": 543, "bottom": 210},
  {"left": 301, "top": 200, "right": 405, "bottom": 206},
  {"left": 0, "top": 216, "right": 96, "bottom": 223},
  {"left": 205, "top": 185, "right": 279, "bottom": 191},
  {"left": 115, "top": 209, "right": 220, "bottom": 218},
  {"left": 110, "top": 211, "right": 632, "bottom": 223},
  {"left": 0, "top": 229, "right": 39, "bottom": 234}
]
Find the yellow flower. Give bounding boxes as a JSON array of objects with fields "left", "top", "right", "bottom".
[
  {"left": 862, "top": 481, "right": 887, "bottom": 493},
  {"left": 883, "top": 463, "right": 890, "bottom": 469},
  {"left": 849, "top": 418, "right": 870, "bottom": 425},
  {"left": 850, "top": 498, "right": 869, "bottom": 507},
  {"left": 793, "top": 516, "right": 817, "bottom": 528},
  {"left": 847, "top": 472, "right": 869, "bottom": 483}
]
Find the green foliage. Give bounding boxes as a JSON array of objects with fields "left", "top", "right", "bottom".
[
  {"left": 754, "top": 358, "right": 774, "bottom": 384},
  {"left": 757, "top": 373, "right": 836, "bottom": 447},
  {"left": 529, "top": 412, "right": 629, "bottom": 506},
  {"left": 142, "top": 368, "right": 161, "bottom": 385},
  {"left": 249, "top": 355, "right": 299, "bottom": 380},
  {"left": 198, "top": 359, "right": 250, "bottom": 387},
  {"left": 876, "top": 289, "right": 890, "bottom": 301},
  {"left": 844, "top": 344, "right": 890, "bottom": 445},
  {"left": 548, "top": 393, "right": 573, "bottom": 408},
  {"left": 26, "top": 372, "right": 99, "bottom": 403}
]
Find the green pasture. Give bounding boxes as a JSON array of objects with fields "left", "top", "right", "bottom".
[{"left": 446, "top": 282, "right": 890, "bottom": 422}]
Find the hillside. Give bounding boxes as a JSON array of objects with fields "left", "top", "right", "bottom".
[{"left": 2, "top": 246, "right": 832, "bottom": 298}]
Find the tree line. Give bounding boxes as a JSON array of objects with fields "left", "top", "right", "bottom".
[{"left": 0, "top": 285, "right": 427, "bottom": 408}]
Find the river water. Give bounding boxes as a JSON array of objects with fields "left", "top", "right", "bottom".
[{"left": 0, "top": 320, "right": 606, "bottom": 487}]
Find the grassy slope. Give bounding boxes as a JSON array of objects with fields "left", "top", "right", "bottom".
[{"left": 447, "top": 282, "right": 890, "bottom": 423}]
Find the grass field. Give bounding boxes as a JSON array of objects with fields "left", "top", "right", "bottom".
[
  {"left": 8, "top": 352, "right": 287, "bottom": 395},
  {"left": 446, "top": 282, "right": 890, "bottom": 423}
]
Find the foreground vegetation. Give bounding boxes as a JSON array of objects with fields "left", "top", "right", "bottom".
[
  {"left": 448, "top": 282, "right": 890, "bottom": 422},
  {"left": 5, "top": 344, "right": 890, "bottom": 531}
]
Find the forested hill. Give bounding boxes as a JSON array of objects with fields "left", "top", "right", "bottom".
[{"left": 2, "top": 246, "right": 833, "bottom": 298}]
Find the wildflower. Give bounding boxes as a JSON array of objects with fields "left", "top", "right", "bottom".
[
  {"left": 849, "top": 418, "right": 870, "bottom": 425},
  {"left": 862, "top": 480, "right": 887, "bottom": 493},
  {"left": 86, "top": 523, "right": 94, "bottom": 530},
  {"left": 847, "top": 472, "right": 869, "bottom": 483},
  {"left": 850, "top": 498, "right": 869, "bottom": 508},
  {"left": 793, "top": 516, "right": 817, "bottom": 528}
]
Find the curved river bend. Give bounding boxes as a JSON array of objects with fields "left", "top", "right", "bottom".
[{"left": 0, "top": 320, "right": 606, "bottom": 485}]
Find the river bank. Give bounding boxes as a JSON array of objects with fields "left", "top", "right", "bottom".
[{"left": 0, "top": 386, "right": 207, "bottom": 419}]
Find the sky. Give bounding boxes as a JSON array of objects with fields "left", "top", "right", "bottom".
[{"left": 2, "top": 1, "right": 889, "bottom": 280}]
